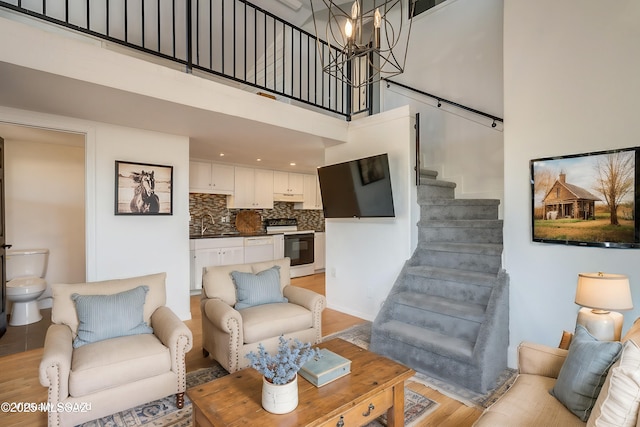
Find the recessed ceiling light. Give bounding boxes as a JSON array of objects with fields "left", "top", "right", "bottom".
[
  {"left": 290, "top": 162, "right": 296, "bottom": 166},
  {"left": 219, "top": 153, "right": 225, "bottom": 157},
  {"left": 256, "top": 158, "right": 262, "bottom": 162}
]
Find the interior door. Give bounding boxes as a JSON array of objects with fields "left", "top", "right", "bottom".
[{"left": 0, "top": 137, "right": 6, "bottom": 338}]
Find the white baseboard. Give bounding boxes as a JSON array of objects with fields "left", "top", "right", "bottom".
[
  {"left": 290, "top": 264, "right": 315, "bottom": 278},
  {"left": 326, "top": 302, "right": 374, "bottom": 322}
]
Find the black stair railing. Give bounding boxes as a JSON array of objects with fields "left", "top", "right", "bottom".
[
  {"left": 0, "top": 0, "right": 369, "bottom": 119},
  {"left": 384, "top": 78, "right": 504, "bottom": 127}
]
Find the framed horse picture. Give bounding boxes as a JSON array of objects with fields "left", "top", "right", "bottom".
[{"left": 115, "top": 161, "right": 173, "bottom": 215}]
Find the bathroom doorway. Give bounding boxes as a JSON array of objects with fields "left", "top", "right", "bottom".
[
  {"left": 0, "top": 137, "right": 5, "bottom": 339},
  {"left": 0, "top": 124, "right": 85, "bottom": 354}
]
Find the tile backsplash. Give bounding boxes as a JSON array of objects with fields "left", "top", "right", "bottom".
[{"left": 189, "top": 193, "right": 325, "bottom": 236}]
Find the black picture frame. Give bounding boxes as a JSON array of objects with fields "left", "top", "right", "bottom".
[
  {"left": 530, "top": 147, "right": 640, "bottom": 248},
  {"left": 115, "top": 160, "right": 173, "bottom": 215}
]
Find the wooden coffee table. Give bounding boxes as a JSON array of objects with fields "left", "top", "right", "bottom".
[{"left": 188, "top": 338, "right": 415, "bottom": 427}]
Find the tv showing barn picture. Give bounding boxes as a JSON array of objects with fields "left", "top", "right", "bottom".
[{"left": 530, "top": 147, "right": 640, "bottom": 248}]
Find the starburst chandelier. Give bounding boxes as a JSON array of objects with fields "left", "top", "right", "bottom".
[{"left": 311, "top": 0, "right": 414, "bottom": 88}]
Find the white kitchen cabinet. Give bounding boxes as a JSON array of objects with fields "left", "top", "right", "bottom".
[
  {"left": 273, "top": 234, "right": 285, "bottom": 259},
  {"left": 189, "top": 161, "right": 234, "bottom": 194},
  {"left": 314, "top": 232, "right": 325, "bottom": 271},
  {"left": 228, "top": 167, "right": 254, "bottom": 207},
  {"left": 295, "top": 174, "right": 323, "bottom": 210},
  {"left": 189, "top": 243, "right": 196, "bottom": 292},
  {"left": 191, "top": 238, "right": 244, "bottom": 291},
  {"left": 273, "top": 171, "right": 304, "bottom": 202},
  {"left": 254, "top": 169, "right": 275, "bottom": 207},
  {"left": 227, "top": 167, "right": 274, "bottom": 208}
]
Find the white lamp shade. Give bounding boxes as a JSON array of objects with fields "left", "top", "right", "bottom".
[{"left": 575, "top": 272, "right": 633, "bottom": 311}]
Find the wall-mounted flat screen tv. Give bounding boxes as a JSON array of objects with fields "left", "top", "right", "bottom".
[
  {"left": 318, "top": 153, "right": 395, "bottom": 218},
  {"left": 530, "top": 147, "right": 640, "bottom": 248}
]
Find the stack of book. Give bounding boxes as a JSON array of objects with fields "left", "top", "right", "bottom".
[{"left": 299, "top": 348, "right": 351, "bottom": 387}]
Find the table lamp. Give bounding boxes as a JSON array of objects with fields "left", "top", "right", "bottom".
[{"left": 575, "top": 272, "right": 633, "bottom": 341}]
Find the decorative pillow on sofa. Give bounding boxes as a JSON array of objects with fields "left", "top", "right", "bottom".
[
  {"left": 550, "top": 325, "right": 622, "bottom": 421},
  {"left": 231, "top": 266, "right": 288, "bottom": 310},
  {"left": 71, "top": 285, "right": 153, "bottom": 348},
  {"left": 587, "top": 339, "right": 640, "bottom": 427}
]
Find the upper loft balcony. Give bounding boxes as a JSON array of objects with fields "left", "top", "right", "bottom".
[{"left": 0, "top": 0, "right": 374, "bottom": 122}]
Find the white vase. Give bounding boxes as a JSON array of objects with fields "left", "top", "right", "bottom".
[{"left": 261, "top": 374, "right": 299, "bottom": 414}]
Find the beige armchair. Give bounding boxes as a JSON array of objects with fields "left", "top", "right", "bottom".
[
  {"left": 201, "top": 257, "right": 326, "bottom": 373},
  {"left": 39, "top": 273, "right": 193, "bottom": 427}
]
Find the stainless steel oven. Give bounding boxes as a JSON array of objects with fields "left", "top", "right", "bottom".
[
  {"left": 284, "top": 232, "right": 314, "bottom": 266},
  {"left": 266, "top": 219, "right": 315, "bottom": 273}
]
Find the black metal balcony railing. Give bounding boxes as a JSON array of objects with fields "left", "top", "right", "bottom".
[{"left": 0, "top": 0, "right": 370, "bottom": 119}]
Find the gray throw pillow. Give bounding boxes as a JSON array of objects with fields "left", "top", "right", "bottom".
[
  {"left": 231, "top": 265, "right": 288, "bottom": 310},
  {"left": 71, "top": 285, "right": 153, "bottom": 348},
  {"left": 550, "top": 324, "right": 622, "bottom": 421}
]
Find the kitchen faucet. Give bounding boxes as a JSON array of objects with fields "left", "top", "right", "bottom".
[{"left": 200, "top": 213, "right": 216, "bottom": 236}]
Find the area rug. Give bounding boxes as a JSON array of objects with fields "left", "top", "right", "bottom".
[
  {"left": 411, "top": 368, "right": 518, "bottom": 409},
  {"left": 78, "top": 323, "right": 438, "bottom": 427},
  {"left": 324, "top": 321, "right": 373, "bottom": 349},
  {"left": 364, "top": 387, "right": 437, "bottom": 427},
  {"left": 77, "top": 393, "right": 193, "bottom": 427}
]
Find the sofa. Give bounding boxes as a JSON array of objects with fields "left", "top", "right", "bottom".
[
  {"left": 39, "top": 273, "right": 193, "bottom": 427},
  {"left": 474, "top": 318, "right": 640, "bottom": 426},
  {"left": 200, "top": 257, "right": 326, "bottom": 373}
]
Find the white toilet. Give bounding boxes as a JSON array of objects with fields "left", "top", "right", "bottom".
[{"left": 6, "top": 248, "right": 49, "bottom": 326}]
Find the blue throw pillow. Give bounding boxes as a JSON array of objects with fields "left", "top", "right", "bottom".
[
  {"left": 71, "top": 285, "right": 153, "bottom": 348},
  {"left": 231, "top": 266, "right": 288, "bottom": 310},
  {"left": 550, "top": 324, "right": 622, "bottom": 421}
]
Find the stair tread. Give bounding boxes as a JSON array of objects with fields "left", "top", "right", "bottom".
[
  {"left": 407, "top": 265, "right": 498, "bottom": 286},
  {"left": 421, "top": 199, "right": 500, "bottom": 206},
  {"left": 393, "top": 291, "right": 486, "bottom": 322},
  {"left": 377, "top": 319, "right": 474, "bottom": 360},
  {"left": 419, "top": 169, "right": 438, "bottom": 178},
  {"left": 419, "top": 178, "right": 457, "bottom": 188},
  {"left": 419, "top": 219, "right": 503, "bottom": 228},
  {"left": 419, "top": 242, "right": 503, "bottom": 255}
]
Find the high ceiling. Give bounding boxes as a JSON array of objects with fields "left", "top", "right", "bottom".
[
  {"left": 252, "top": 0, "right": 356, "bottom": 32},
  {"left": 253, "top": 0, "right": 312, "bottom": 28}
]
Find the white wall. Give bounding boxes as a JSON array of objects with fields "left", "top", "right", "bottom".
[
  {"left": 504, "top": 1, "right": 640, "bottom": 366},
  {"left": 5, "top": 137, "right": 86, "bottom": 297},
  {"left": 382, "top": 0, "right": 504, "bottom": 208},
  {"left": 92, "top": 124, "right": 190, "bottom": 321},
  {"left": 398, "top": 0, "right": 503, "bottom": 116},
  {"left": 325, "top": 106, "right": 417, "bottom": 320},
  {"left": 0, "top": 107, "right": 192, "bottom": 320}
]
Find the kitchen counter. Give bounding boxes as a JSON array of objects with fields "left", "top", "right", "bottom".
[
  {"left": 189, "top": 232, "right": 286, "bottom": 292},
  {"left": 189, "top": 232, "right": 281, "bottom": 239}
]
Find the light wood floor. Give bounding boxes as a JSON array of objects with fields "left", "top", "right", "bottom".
[{"left": 0, "top": 273, "right": 482, "bottom": 426}]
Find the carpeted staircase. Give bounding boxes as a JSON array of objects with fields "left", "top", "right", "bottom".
[{"left": 370, "top": 169, "right": 509, "bottom": 393}]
